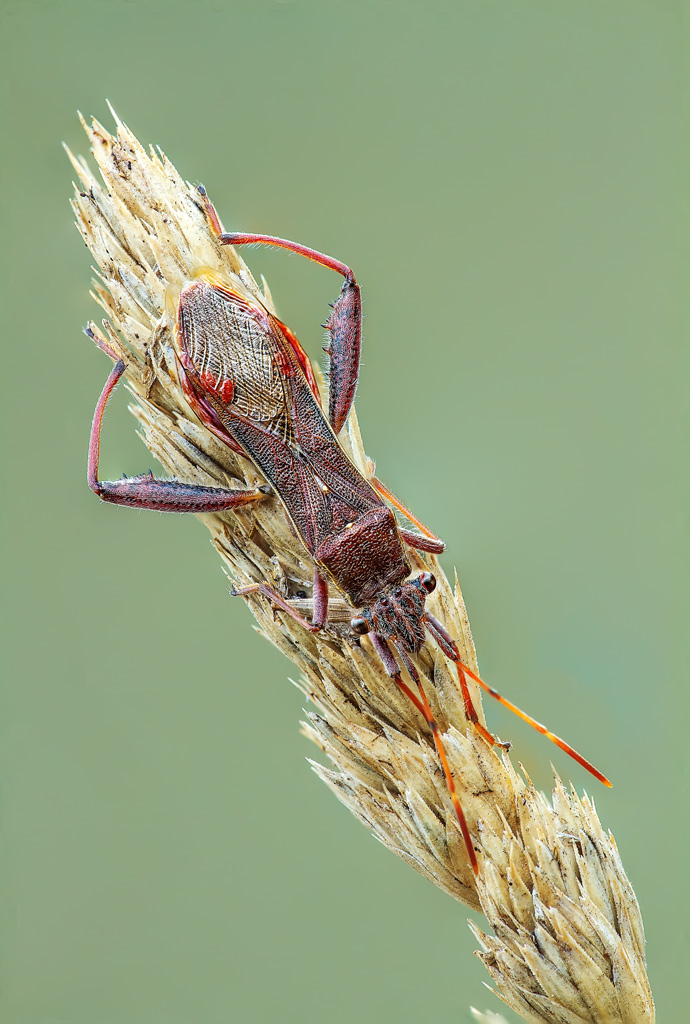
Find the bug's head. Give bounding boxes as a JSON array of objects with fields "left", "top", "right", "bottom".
[{"left": 351, "top": 572, "right": 436, "bottom": 651}]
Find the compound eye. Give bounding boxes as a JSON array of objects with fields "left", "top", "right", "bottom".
[
  {"left": 350, "top": 616, "right": 370, "bottom": 636},
  {"left": 420, "top": 572, "right": 436, "bottom": 594}
]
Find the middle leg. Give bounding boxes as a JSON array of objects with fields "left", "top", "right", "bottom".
[{"left": 88, "top": 344, "right": 268, "bottom": 514}]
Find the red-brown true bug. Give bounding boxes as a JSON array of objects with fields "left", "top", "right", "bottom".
[{"left": 87, "top": 188, "right": 611, "bottom": 874}]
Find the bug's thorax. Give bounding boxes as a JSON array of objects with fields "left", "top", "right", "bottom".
[{"left": 315, "top": 507, "right": 410, "bottom": 608}]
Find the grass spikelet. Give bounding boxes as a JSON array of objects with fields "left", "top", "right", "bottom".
[{"left": 67, "top": 109, "right": 654, "bottom": 1023}]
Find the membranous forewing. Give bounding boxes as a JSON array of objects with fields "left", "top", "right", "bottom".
[{"left": 174, "top": 276, "right": 384, "bottom": 557}]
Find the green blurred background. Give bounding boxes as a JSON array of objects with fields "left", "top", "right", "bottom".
[{"left": 1, "top": 1, "right": 686, "bottom": 1021}]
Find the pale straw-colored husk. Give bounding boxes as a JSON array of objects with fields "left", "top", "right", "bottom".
[{"left": 66, "top": 109, "right": 654, "bottom": 1023}]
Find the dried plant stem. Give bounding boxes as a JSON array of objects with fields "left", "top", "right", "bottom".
[{"left": 67, "top": 109, "right": 654, "bottom": 1023}]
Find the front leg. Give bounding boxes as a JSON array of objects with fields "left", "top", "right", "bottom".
[
  {"left": 371, "top": 476, "right": 445, "bottom": 553},
  {"left": 88, "top": 346, "right": 267, "bottom": 514},
  {"left": 231, "top": 566, "right": 330, "bottom": 633}
]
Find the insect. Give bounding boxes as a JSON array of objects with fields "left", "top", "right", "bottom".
[{"left": 87, "top": 188, "right": 611, "bottom": 874}]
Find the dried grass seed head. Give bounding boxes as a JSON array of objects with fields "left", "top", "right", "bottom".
[{"left": 67, "top": 109, "right": 654, "bottom": 1024}]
